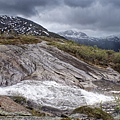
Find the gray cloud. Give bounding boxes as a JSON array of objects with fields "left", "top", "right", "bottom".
[
  {"left": 64, "top": 0, "right": 95, "bottom": 8},
  {"left": 0, "top": 0, "right": 120, "bottom": 36},
  {"left": 99, "top": 0, "right": 120, "bottom": 7},
  {"left": 0, "top": 0, "right": 60, "bottom": 16}
]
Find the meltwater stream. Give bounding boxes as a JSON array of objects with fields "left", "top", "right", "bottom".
[{"left": 0, "top": 80, "right": 113, "bottom": 110}]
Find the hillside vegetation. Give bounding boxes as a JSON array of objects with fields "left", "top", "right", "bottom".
[
  {"left": 0, "top": 34, "right": 120, "bottom": 73},
  {"left": 47, "top": 39, "right": 120, "bottom": 73}
]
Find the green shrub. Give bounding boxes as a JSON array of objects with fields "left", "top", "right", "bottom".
[{"left": 114, "top": 52, "right": 120, "bottom": 63}]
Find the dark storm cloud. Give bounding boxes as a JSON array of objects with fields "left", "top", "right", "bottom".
[
  {"left": 0, "top": 0, "right": 60, "bottom": 16},
  {"left": 0, "top": 0, "right": 120, "bottom": 36},
  {"left": 46, "top": 0, "right": 120, "bottom": 33},
  {"left": 99, "top": 0, "right": 120, "bottom": 7},
  {"left": 64, "top": 0, "right": 95, "bottom": 8}
]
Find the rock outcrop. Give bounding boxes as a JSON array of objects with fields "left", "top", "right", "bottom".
[
  {"left": 0, "top": 96, "right": 30, "bottom": 116},
  {"left": 0, "top": 41, "right": 119, "bottom": 88},
  {"left": 0, "top": 40, "right": 120, "bottom": 119}
]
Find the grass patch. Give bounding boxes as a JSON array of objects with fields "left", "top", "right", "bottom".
[
  {"left": 9, "top": 96, "right": 27, "bottom": 106},
  {"left": 49, "top": 40, "right": 120, "bottom": 73},
  {"left": 31, "top": 109, "right": 46, "bottom": 117},
  {"left": 0, "top": 35, "right": 42, "bottom": 45},
  {"left": 71, "top": 106, "right": 114, "bottom": 120}
]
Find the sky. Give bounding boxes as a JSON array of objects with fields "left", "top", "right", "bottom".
[{"left": 0, "top": 0, "right": 120, "bottom": 37}]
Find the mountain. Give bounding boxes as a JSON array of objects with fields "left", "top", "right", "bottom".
[
  {"left": 0, "top": 15, "right": 64, "bottom": 38},
  {"left": 0, "top": 16, "right": 119, "bottom": 119},
  {"left": 58, "top": 30, "right": 120, "bottom": 52},
  {"left": 0, "top": 37, "right": 119, "bottom": 119},
  {"left": 58, "top": 30, "right": 88, "bottom": 39}
]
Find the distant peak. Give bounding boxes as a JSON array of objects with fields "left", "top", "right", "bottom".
[
  {"left": 58, "top": 30, "right": 88, "bottom": 39},
  {"left": 0, "top": 15, "right": 63, "bottom": 39}
]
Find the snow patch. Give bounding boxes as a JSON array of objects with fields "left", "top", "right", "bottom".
[
  {"left": 110, "top": 91, "right": 120, "bottom": 94},
  {"left": 43, "top": 31, "right": 49, "bottom": 36},
  {"left": 0, "top": 80, "right": 113, "bottom": 110}
]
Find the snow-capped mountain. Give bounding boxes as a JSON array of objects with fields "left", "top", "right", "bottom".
[
  {"left": 58, "top": 30, "right": 88, "bottom": 39},
  {"left": 58, "top": 30, "right": 120, "bottom": 52},
  {"left": 0, "top": 15, "right": 63, "bottom": 38}
]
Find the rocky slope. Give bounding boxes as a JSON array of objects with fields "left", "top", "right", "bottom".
[
  {"left": 0, "top": 15, "right": 119, "bottom": 119},
  {"left": 0, "top": 38, "right": 120, "bottom": 119},
  {"left": 58, "top": 30, "right": 120, "bottom": 52},
  {"left": 0, "top": 41, "right": 120, "bottom": 87}
]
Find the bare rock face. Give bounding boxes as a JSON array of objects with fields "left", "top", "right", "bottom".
[
  {"left": 0, "top": 45, "right": 36, "bottom": 86},
  {"left": 0, "top": 41, "right": 120, "bottom": 111},
  {"left": 0, "top": 42, "right": 119, "bottom": 88},
  {"left": 0, "top": 42, "right": 120, "bottom": 88}
]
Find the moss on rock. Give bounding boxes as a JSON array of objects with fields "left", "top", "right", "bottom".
[
  {"left": 10, "top": 96, "right": 27, "bottom": 106},
  {"left": 71, "top": 106, "right": 114, "bottom": 120}
]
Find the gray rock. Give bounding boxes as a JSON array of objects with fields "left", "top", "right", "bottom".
[
  {"left": 0, "top": 42, "right": 119, "bottom": 113},
  {"left": 0, "top": 43, "right": 119, "bottom": 88},
  {"left": 0, "top": 116, "right": 61, "bottom": 120}
]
